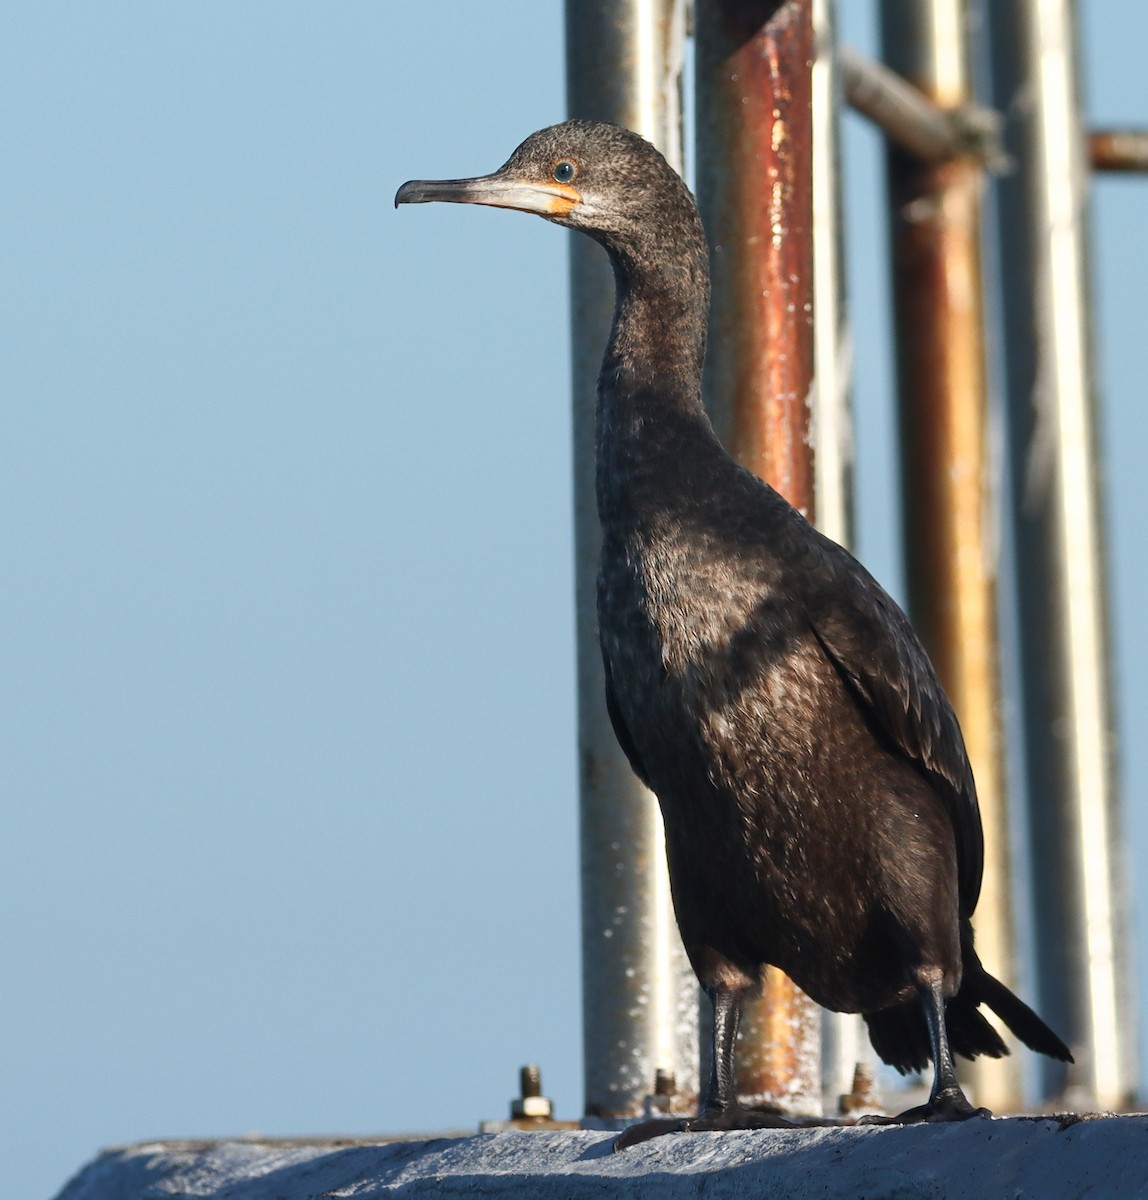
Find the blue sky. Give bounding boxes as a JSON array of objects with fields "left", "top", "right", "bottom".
[{"left": 3, "top": 5, "right": 1146, "bottom": 1197}]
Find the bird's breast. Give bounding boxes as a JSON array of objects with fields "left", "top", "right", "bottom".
[
  {"left": 607, "top": 515, "right": 784, "bottom": 670},
  {"left": 597, "top": 515, "right": 887, "bottom": 815},
  {"left": 597, "top": 521, "right": 825, "bottom": 773}
]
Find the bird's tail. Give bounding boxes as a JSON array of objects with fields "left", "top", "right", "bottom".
[
  {"left": 964, "top": 966, "right": 1074, "bottom": 1064},
  {"left": 863, "top": 961, "right": 1073, "bottom": 1075}
]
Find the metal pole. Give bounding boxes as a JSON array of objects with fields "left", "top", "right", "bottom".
[
  {"left": 811, "top": 0, "right": 876, "bottom": 1115},
  {"left": 695, "top": 0, "right": 822, "bottom": 1116},
  {"left": 986, "top": 0, "right": 1135, "bottom": 1108},
  {"left": 843, "top": 45, "right": 959, "bottom": 163},
  {"left": 565, "top": 0, "right": 699, "bottom": 1120},
  {"left": 1089, "top": 129, "right": 1148, "bottom": 173},
  {"left": 811, "top": 0, "right": 852, "bottom": 552},
  {"left": 839, "top": 46, "right": 1007, "bottom": 171},
  {"left": 880, "top": 0, "right": 1019, "bottom": 1112}
]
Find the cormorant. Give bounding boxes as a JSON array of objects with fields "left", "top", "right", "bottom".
[{"left": 395, "top": 120, "right": 1071, "bottom": 1140}]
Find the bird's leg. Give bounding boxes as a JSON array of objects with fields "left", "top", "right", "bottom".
[
  {"left": 614, "top": 983, "right": 796, "bottom": 1150},
  {"left": 864, "top": 970, "right": 992, "bottom": 1125},
  {"left": 680, "top": 984, "right": 796, "bottom": 1133},
  {"left": 917, "top": 972, "right": 991, "bottom": 1120},
  {"left": 613, "top": 986, "right": 739, "bottom": 1149},
  {"left": 700, "top": 983, "right": 740, "bottom": 1115}
]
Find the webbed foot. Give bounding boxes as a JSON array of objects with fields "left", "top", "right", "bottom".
[
  {"left": 612, "top": 1117, "right": 687, "bottom": 1150},
  {"left": 859, "top": 1088, "right": 990, "bottom": 1125},
  {"left": 613, "top": 1107, "right": 798, "bottom": 1150}
]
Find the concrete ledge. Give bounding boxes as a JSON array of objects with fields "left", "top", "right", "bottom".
[{"left": 53, "top": 1115, "right": 1148, "bottom": 1199}]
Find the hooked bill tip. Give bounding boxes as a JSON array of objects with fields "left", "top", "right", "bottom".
[
  {"left": 394, "top": 180, "right": 418, "bottom": 208},
  {"left": 393, "top": 177, "right": 478, "bottom": 208}
]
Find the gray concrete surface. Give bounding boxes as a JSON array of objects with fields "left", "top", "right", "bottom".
[{"left": 49, "top": 1115, "right": 1148, "bottom": 1198}]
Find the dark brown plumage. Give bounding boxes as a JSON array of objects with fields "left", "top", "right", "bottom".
[{"left": 396, "top": 120, "right": 1071, "bottom": 1138}]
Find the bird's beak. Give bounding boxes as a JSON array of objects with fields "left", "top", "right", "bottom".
[{"left": 394, "top": 172, "right": 580, "bottom": 218}]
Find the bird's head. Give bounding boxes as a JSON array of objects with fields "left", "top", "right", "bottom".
[{"left": 395, "top": 120, "right": 700, "bottom": 259}]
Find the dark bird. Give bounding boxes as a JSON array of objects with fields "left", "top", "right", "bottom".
[{"left": 395, "top": 120, "right": 1071, "bottom": 1140}]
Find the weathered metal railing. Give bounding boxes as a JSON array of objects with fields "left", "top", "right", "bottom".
[{"left": 566, "top": 0, "right": 1139, "bottom": 1120}]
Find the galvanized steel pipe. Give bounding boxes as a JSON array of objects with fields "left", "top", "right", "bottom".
[
  {"left": 565, "top": 0, "right": 699, "bottom": 1120},
  {"left": 811, "top": 0, "right": 876, "bottom": 1114},
  {"left": 839, "top": 45, "right": 1007, "bottom": 172},
  {"left": 986, "top": 0, "right": 1135, "bottom": 1109},
  {"left": 811, "top": 0, "right": 853, "bottom": 554}
]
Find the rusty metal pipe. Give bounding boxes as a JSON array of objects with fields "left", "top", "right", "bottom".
[
  {"left": 695, "top": 0, "right": 822, "bottom": 1116},
  {"left": 880, "top": 0, "right": 1019, "bottom": 1112},
  {"left": 1089, "top": 129, "right": 1148, "bottom": 173},
  {"left": 565, "top": 0, "right": 699, "bottom": 1122}
]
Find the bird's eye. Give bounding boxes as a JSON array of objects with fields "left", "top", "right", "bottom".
[{"left": 553, "top": 160, "right": 577, "bottom": 184}]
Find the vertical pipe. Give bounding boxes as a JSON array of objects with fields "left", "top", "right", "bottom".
[
  {"left": 565, "top": 0, "right": 699, "bottom": 1120},
  {"left": 986, "top": 0, "right": 1134, "bottom": 1108},
  {"left": 811, "top": 0, "right": 873, "bottom": 1113},
  {"left": 811, "top": 0, "right": 852, "bottom": 551},
  {"left": 880, "top": 0, "right": 1019, "bottom": 1110},
  {"left": 695, "top": 0, "right": 823, "bottom": 1116}
]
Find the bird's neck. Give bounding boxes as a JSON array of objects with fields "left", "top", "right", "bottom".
[
  {"left": 595, "top": 243, "right": 725, "bottom": 524},
  {"left": 602, "top": 243, "right": 709, "bottom": 395}
]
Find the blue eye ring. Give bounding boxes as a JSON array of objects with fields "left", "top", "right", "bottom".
[{"left": 553, "top": 160, "right": 577, "bottom": 184}]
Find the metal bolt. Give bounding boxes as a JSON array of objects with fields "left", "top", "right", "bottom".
[
  {"left": 838, "top": 1062, "right": 882, "bottom": 1116},
  {"left": 520, "top": 1064, "right": 542, "bottom": 1098},
  {"left": 511, "top": 1063, "right": 553, "bottom": 1120},
  {"left": 644, "top": 1068, "right": 680, "bottom": 1116}
]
